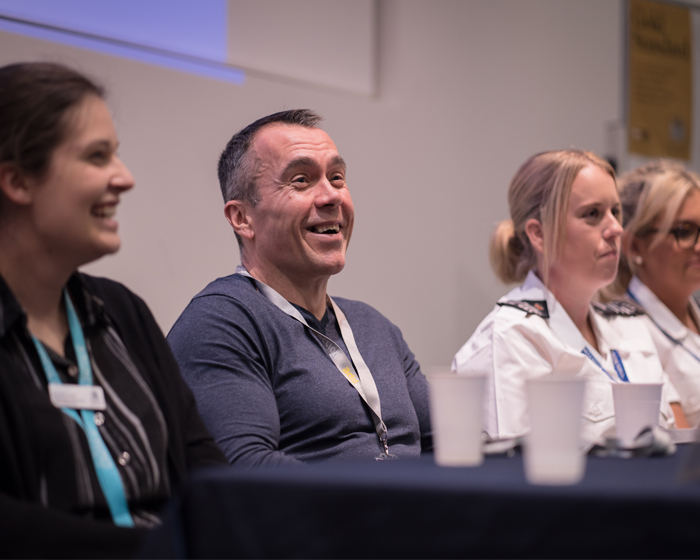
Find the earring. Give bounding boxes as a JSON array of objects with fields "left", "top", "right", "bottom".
[{"left": 632, "top": 255, "right": 643, "bottom": 266}]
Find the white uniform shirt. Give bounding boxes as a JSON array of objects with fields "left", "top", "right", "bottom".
[
  {"left": 628, "top": 276, "right": 700, "bottom": 427},
  {"left": 452, "top": 270, "right": 676, "bottom": 445}
]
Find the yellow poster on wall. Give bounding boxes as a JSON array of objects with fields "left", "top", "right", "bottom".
[{"left": 628, "top": 0, "right": 692, "bottom": 160}]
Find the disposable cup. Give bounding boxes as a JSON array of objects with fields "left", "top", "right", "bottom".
[
  {"left": 428, "top": 373, "right": 486, "bottom": 467},
  {"left": 524, "top": 377, "right": 586, "bottom": 485},
  {"left": 612, "top": 383, "right": 662, "bottom": 447}
]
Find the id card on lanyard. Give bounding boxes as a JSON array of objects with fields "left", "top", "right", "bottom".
[
  {"left": 237, "top": 266, "right": 396, "bottom": 460},
  {"left": 31, "top": 289, "right": 134, "bottom": 527}
]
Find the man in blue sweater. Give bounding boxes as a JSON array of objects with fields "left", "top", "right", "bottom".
[{"left": 168, "top": 110, "right": 432, "bottom": 466}]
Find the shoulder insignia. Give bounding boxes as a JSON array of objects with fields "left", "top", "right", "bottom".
[
  {"left": 497, "top": 299, "right": 549, "bottom": 319},
  {"left": 592, "top": 300, "right": 645, "bottom": 318}
]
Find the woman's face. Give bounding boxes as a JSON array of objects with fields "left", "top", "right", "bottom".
[
  {"left": 26, "top": 95, "right": 134, "bottom": 267},
  {"left": 632, "top": 188, "right": 700, "bottom": 298},
  {"left": 548, "top": 164, "right": 622, "bottom": 295}
]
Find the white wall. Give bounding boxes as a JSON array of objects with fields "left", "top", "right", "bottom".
[{"left": 0, "top": 0, "right": 623, "bottom": 370}]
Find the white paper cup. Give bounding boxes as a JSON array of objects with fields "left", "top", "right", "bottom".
[
  {"left": 524, "top": 377, "right": 586, "bottom": 485},
  {"left": 612, "top": 383, "right": 662, "bottom": 447},
  {"left": 428, "top": 373, "right": 486, "bottom": 467}
]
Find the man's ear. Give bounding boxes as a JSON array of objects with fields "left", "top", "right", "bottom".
[
  {"left": 0, "top": 162, "right": 33, "bottom": 205},
  {"left": 524, "top": 218, "right": 545, "bottom": 255},
  {"left": 224, "top": 200, "right": 254, "bottom": 241}
]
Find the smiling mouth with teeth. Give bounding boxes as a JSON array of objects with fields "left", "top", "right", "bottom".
[
  {"left": 92, "top": 206, "right": 116, "bottom": 218},
  {"left": 309, "top": 224, "right": 340, "bottom": 234}
]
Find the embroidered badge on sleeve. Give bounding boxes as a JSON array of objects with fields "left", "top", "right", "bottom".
[
  {"left": 591, "top": 300, "right": 645, "bottom": 318},
  {"left": 497, "top": 300, "right": 549, "bottom": 319}
]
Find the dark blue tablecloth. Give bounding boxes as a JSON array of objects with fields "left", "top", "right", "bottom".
[{"left": 140, "top": 446, "right": 700, "bottom": 559}]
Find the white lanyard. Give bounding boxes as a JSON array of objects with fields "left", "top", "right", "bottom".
[
  {"left": 237, "top": 266, "right": 395, "bottom": 459},
  {"left": 627, "top": 288, "right": 700, "bottom": 366}
]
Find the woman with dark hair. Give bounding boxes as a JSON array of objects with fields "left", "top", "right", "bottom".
[
  {"left": 452, "top": 150, "right": 683, "bottom": 446},
  {"left": 608, "top": 161, "right": 700, "bottom": 427},
  {"left": 0, "top": 62, "right": 225, "bottom": 558}
]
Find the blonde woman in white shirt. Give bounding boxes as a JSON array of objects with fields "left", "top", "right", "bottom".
[
  {"left": 608, "top": 161, "right": 700, "bottom": 428},
  {"left": 453, "top": 150, "right": 682, "bottom": 445}
]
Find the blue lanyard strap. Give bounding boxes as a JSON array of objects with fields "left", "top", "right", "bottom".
[
  {"left": 30, "top": 289, "right": 134, "bottom": 528},
  {"left": 627, "top": 289, "right": 700, "bottom": 365},
  {"left": 581, "top": 347, "right": 629, "bottom": 382}
]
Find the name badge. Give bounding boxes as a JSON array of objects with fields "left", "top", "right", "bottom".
[{"left": 48, "top": 383, "right": 106, "bottom": 410}]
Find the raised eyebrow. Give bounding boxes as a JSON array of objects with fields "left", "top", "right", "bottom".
[
  {"left": 282, "top": 156, "right": 317, "bottom": 177},
  {"left": 329, "top": 155, "right": 346, "bottom": 172},
  {"left": 282, "top": 155, "right": 346, "bottom": 177}
]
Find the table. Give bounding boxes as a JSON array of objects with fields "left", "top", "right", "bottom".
[{"left": 139, "top": 446, "right": 700, "bottom": 559}]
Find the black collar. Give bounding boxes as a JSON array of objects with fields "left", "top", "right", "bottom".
[
  {"left": 0, "top": 273, "right": 111, "bottom": 340},
  {"left": 0, "top": 274, "right": 25, "bottom": 339}
]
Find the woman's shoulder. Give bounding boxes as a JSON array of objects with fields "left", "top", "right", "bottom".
[
  {"left": 493, "top": 278, "right": 550, "bottom": 326},
  {"left": 77, "top": 273, "right": 139, "bottom": 302},
  {"left": 495, "top": 298, "right": 550, "bottom": 320},
  {"left": 590, "top": 299, "right": 657, "bottom": 357},
  {"left": 492, "top": 272, "right": 550, "bottom": 319},
  {"left": 590, "top": 299, "right": 651, "bottom": 339},
  {"left": 470, "top": 281, "right": 552, "bottom": 334},
  {"left": 591, "top": 299, "right": 646, "bottom": 320},
  {"left": 453, "top": 291, "right": 553, "bottom": 370},
  {"left": 73, "top": 273, "right": 154, "bottom": 329}
]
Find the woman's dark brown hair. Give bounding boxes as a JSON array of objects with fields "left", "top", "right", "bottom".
[{"left": 0, "top": 62, "right": 104, "bottom": 179}]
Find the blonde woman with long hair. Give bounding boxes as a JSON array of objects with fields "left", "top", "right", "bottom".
[
  {"left": 609, "top": 161, "right": 700, "bottom": 427},
  {"left": 453, "top": 150, "right": 682, "bottom": 445}
]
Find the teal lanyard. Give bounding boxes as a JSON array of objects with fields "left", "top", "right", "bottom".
[{"left": 30, "top": 290, "right": 134, "bottom": 528}]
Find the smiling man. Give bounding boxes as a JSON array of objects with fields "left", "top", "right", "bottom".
[{"left": 168, "top": 110, "right": 432, "bottom": 466}]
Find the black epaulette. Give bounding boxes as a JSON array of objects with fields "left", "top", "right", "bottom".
[
  {"left": 497, "top": 299, "right": 549, "bottom": 319},
  {"left": 591, "top": 300, "right": 645, "bottom": 318}
]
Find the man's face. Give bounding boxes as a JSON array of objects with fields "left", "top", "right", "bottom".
[{"left": 242, "top": 124, "right": 354, "bottom": 286}]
